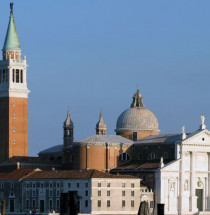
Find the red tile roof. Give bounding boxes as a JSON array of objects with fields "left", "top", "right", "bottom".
[
  {"left": 24, "top": 169, "right": 138, "bottom": 180},
  {"left": 0, "top": 169, "right": 38, "bottom": 180}
]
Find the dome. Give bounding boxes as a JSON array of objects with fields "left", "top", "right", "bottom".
[
  {"left": 116, "top": 107, "right": 159, "bottom": 132},
  {"left": 116, "top": 86, "right": 159, "bottom": 133}
]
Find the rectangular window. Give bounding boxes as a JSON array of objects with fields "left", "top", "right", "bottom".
[
  {"left": 12, "top": 114, "right": 15, "bottom": 119},
  {"left": 77, "top": 183, "right": 79, "bottom": 188},
  {"left": 12, "top": 69, "right": 15, "bottom": 82},
  {"left": 150, "top": 201, "right": 154, "bottom": 208},
  {"left": 10, "top": 183, "right": 14, "bottom": 188},
  {"left": 49, "top": 190, "right": 52, "bottom": 197},
  {"left": 49, "top": 199, "right": 52, "bottom": 207},
  {"left": 122, "top": 191, "right": 125, "bottom": 196},
  {"left": 0, "top": 192, "right": 3, "bottom": 198},
  {"left": 98, "top": 183, "right": 101, "bottom": 187},
  {"left": 26, "top": 199, "right": 29, "bottom": 207},
  {"left": 6, "top": 69, "right": 8, "bottom": 82},
  {"left": 56, "top": 182, "right": 60, "bottom": 188},
  {"left": 16, "top": 69, "right": 19, "bottom": 83},
  {"left": 85, "top": 190, "right": 88, "bottom": 196},
  {"left": 68, "top": 183, "right": 71, "bottom": 188},
  {"left": 98, "top": 190, "right": 101, "bottom": 196},
  {"left": 122, "top": 183, "right": 125, "bottom": 188},
  {"left": 131, "top": 191, "right": 134, "bottom": 196},
  {"left": 122, "top": 200, "right": 125, "bottom": 207},
  {"left": 107, "top": 200, "right": 110, "bottom": 207},
  {"left": 56, "top": 199, "right": 60, "bottom": 208},
  {"left": 56, "top": 190, "right": 60, "bottom": 197},
  {"left": 2, "top": 69, "right": 5, "bottom": 83},
  {"left": 12, "top": 127, "right": 15, "bottom": 133},
  {"left": 138, "top": 153, "right": 142, "bottom": 160},
  {"left": 107, "top": 190, "right": 110, "bottom": 196},
  {"left": 33, "top": 183, "right": 36, "bottom": 188},
  {"left": 20, "top": 70, "right": 23, "bottom": 83},
  {"left": 131, "top": 200, "right": 134, "bottom": 207},
  {"left": 131, "top": 183, "right": 134, "bottom": 188},
  {"left": 32, "top": 199, "right": 36, "bottom": 207},
  {"left": 85, "top": 200, "right": 88, "bottom": 207},
  {"left": 41, "top": 182, "right": 44, "bottom": 188},
  {"left": 107, "top": 183, "right": 110, "bottom": 187},
  {"left": 26, "top": 183, "right": 29, "bottom": 188},
  {"left": 133, "top": 132, "right": 138, "bottom": 141},
  {"left": 1, "top": 183, "right": 4, "bottom": 188},
  {"left": 32, "top": 190, "right": 35, "bottom": 197},
  {"left": 98, "top": 200, "right": 101, "bottom": 207},
  {"left": 85, "top": 183, "right": 88, "bottom": 188},
  {"left": 49, "top": 182, "right": 53, "bottom": 188}
]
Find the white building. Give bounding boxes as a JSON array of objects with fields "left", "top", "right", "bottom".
[
  {"left": 155, "top": 117, "right": 210, "bottom": 215},
  {"left": 22, "top": 169, "right": 145, "bottom": 215}
]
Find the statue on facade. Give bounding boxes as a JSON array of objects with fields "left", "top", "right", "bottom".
[
  {"left": 200, "top": 115, "right": 206, "bottom": 130},
  {"left": 138, "top": 201, "right": 150, "bottom": 215},
  {"left": 182, "top": 126, "right": 186, "bottom": 140}
]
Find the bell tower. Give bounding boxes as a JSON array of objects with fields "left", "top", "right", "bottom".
[
  {"left": 0, "top": 3, "right": 30, "bottom": 161},
  {"left": 63, "top": 108, "right": 74, "bottom": 147}
]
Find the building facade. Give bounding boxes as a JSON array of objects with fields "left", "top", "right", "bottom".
[{"left": 0, "top": 169, "right": 151, "bottom": 215}]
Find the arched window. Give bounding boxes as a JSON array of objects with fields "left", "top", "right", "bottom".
[{"left": 119, "top": 153, "right": 130, "bottom": 161}]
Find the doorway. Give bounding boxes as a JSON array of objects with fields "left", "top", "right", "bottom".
[
  {"left": 10, "top": 199, "right": 14, "bottom": 212},
  {"left": 40, "top": 200, "right": 44, "bottom": 213},
  {"left": 196, "top": 189, "right": 203, "bottom": 211}
]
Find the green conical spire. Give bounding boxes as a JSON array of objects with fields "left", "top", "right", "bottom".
[{"left": 3, "top": 3, "right": 21, "bottom": 51}]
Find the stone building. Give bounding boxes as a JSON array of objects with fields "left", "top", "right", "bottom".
[{"left": 0, "top": 168, "right": 151, "bottom": 215}]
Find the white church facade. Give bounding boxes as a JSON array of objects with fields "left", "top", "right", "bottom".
[{"left": 155, "top": 117, "right": 210, "bottom": 215}]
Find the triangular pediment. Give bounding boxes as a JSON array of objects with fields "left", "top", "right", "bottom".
[
  {"left": 182, "top": 129, "right": 210, "bottom": 145},
  {"left": 161, "top": 159, "right": 180, "bottom": 172}
]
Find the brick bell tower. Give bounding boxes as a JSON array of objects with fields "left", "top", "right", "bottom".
[{"left": 0, "top": 3, "right": 30, "bottom": 161}]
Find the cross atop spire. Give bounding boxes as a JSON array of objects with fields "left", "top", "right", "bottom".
[{"left": 130, "top": 85, "right": 144, "bottom": 108}]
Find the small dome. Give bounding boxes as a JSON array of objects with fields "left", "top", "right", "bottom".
[{"left": 116, "top": 107, "right": 159, "bottom": 132}]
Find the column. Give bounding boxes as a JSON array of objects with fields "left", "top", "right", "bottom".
[
  {"left": 190, "top": 151, "right": 197, "bottom": 212},
  {"left": 179, "top": 152, "right": 184, "bottom": 213},
  {"left": 207, "top": 153, "right": 210, "bottom": 210}
]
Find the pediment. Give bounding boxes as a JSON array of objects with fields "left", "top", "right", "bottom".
[
  {"left": 161, "top": 159, "right": 180, "bottom": 171},
  {"left": 182, "top": 129, "right": 210, "bottom": 145}
]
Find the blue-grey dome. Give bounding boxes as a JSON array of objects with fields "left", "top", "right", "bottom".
[
  {"left": 116, "top": 107, "right": 159, "bottom": 132},
  {"left": 116, "top": 87, "right": 159, "bottom": 132}
]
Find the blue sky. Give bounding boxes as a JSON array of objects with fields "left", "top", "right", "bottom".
[{"left": 0, "top": 1, "right": 210, "bottom": 156}]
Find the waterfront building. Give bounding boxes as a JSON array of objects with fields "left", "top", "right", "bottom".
[{"left": 0, "top": 168, "right": 151, "bottom": 215}]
